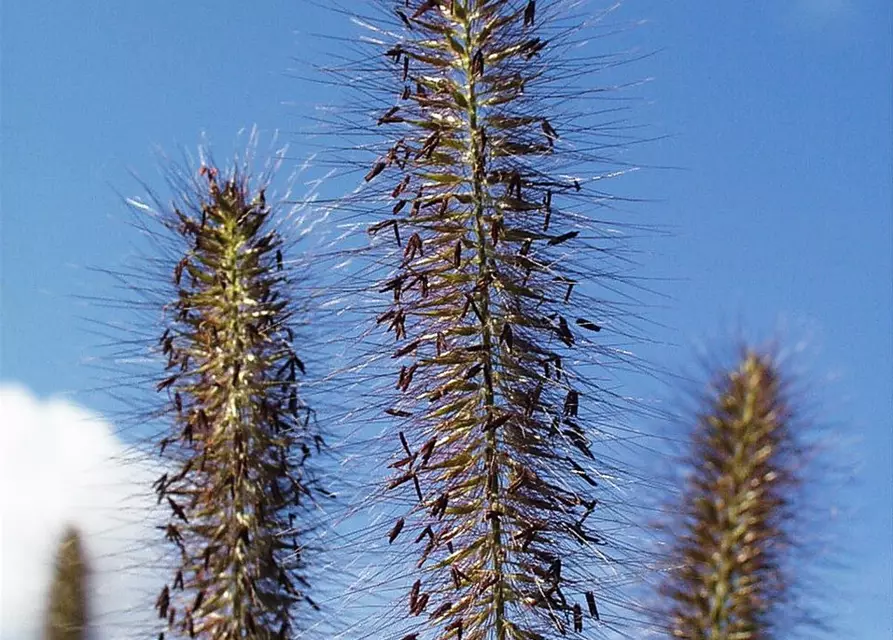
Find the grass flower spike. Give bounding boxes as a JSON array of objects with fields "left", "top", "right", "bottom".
[
  {"left": 44, "top": 526, "right": 90, "bottom": 640},
  {"left": 144, "top": 157, "right": 327, "bottom": 638},
  {"left": 310, "top": 1, "right": 659, "bottom": 638},
  {"left": 658, "top": 348, "right": 809, "bottom": 640}
]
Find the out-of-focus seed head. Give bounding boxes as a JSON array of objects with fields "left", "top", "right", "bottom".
[
  {"left": 655, "top": 346, "right": 826, "bottom": 640},
  {"left": 44, "top": 526, "right": 90, "bottom": 640}
]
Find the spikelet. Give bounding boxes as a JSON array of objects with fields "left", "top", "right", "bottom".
[
  {"left": 301, "top": 2, "right": 661, "bottom": 638},
  {"left": 44, "top": 526, "right": 90, "bottom": 640},
  {"left": 135, "top": 148, "right": 329, "bottom": 638},
  {"left": 656, "top": 348, "right": 811, "bottom": 639}
]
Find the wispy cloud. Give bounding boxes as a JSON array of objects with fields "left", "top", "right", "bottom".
[
  {"left": 793, "top": 0, "right": 854, "bottom": 28},
  {"left": 0, "top": 385, "right": 165, "bottom": 639},
  {"left": 799, "top": 0, "right": 848, "bottom": 14},
  {"left": 773, "top": 0, "right": 858, "bottom": 39}
]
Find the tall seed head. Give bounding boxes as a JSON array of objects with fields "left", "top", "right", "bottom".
[
  {"left": 44, "top": 526, "right": 90, "bottom": 640},
  {"left": 145, "top": 158, "right": 328, "bottom": 638},
  {"left": 310, "top": 2, "right": 659, "bottom": 638},
  {"left": 658, "top": 349, "right": 806, "bottom": 640}
]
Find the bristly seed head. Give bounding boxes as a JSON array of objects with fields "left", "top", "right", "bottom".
[
  {"left": 659, "top": 349, "right": 805, "bottom": 640},
  {"left": 355, "top": 2, "right": 632, "bottom": 638},
  {"left": 149, "top": 162, "right": 326, "bottom": 638},
  {"left": 44, "top": 526, "right": 90, "bottom": 640}
]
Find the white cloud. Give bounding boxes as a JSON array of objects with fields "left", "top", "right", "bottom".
[{"left": 0, "top": 385, "right": 166, "bottom": 639}]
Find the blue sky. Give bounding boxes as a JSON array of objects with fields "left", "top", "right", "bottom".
[{"left": 2, "top": 0, "right": 891, "bottom": 637}]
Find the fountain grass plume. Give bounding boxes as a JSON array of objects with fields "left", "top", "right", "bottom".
[
  {"left": 296, "top": 2, "right": 667, "bottom": 639},
  {"left": 87, "top": 137, "right": 337, "bottom": 639},
  {"left": 44, "top": 526, "right": 90, "bottom": 640},
  {"left": 654, "top": 344, "right": 832, "bottom": 640}
]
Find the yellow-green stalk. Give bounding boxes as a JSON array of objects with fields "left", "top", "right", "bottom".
[
  {"left": 44, "top": 526, "right": 90, "bottom": 640},
  {"left": 658, "top": 349, "right": 802, "bottom": 640},
  {"left": 323, "top": 2, "right": 649, "bottom": 638},
  {"left": 147, "top": 162, "right": 326, "bottom": 638}
]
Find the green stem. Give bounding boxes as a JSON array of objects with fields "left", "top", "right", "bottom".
[
  {"left": 460, "top": 4, "right": 505, "bottom": 637},
  {"left": 217, "top": 194, "right": 251, "bottom": 629},
  {"left": 707, "top": 366, "right": 760, "bottom": 639}
]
